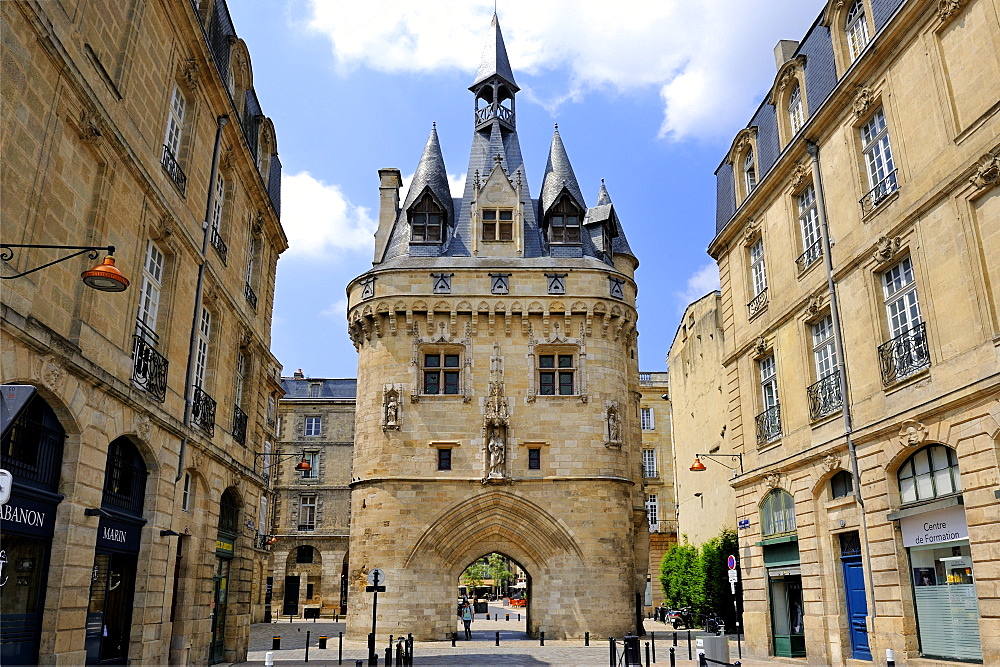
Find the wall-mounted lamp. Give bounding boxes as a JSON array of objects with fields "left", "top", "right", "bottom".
[
  {"left": 2, "top": 244, "right": 130, "bottom": 292},
  {"left": 160, "top": 529, "right": 182, "bottom": 537},
  {"left": 690, "top": 452, "right": 744, "bottom": 475},
  {"left": 84, "top": 507, "right": 112, "bottom": 518},
  {"left": 254, "top": 450, "right": 312, "bottom": 473}
]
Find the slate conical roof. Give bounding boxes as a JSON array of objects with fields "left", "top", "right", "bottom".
[
  {"left": 584, "top": 179, "right": 635, "bottom": 258},
  {"left": 399, "top": 123, "right": 454, "bottom": 223},
  {"left": 471, "top": 13, "right": 519, "bottom": 91},
  {"left": 539, "top": 125, "right": 586, "bottom": 220},
  {"left": 596, "top": 179, "right": 612, "bottom": 206}
]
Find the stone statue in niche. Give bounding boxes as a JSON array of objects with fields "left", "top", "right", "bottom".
[
  {"left": 488, "top": 431, "right": 505, "bottom": 477},
  {"left": 606, "top": 402, "right": 621, "bottom": 446},
  {"left": 483, "top": 342, "right": 511, "bottom": 482},
  {"left": 382, "top": 385, "right": 401, "bottom": 431}
]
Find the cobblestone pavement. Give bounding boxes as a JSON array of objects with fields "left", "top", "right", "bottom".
[{"left": 239, "top": 604, "right": 787, "bottom": 666}]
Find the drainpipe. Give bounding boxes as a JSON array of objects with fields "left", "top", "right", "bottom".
[
  {"left": 177, "top": 114, "right": 229, "bottom": 481},
  {"left": 806, "top": 141, "right": 877, "bottom": 624}
]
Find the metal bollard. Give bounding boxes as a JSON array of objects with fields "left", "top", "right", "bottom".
[
  {"left": 396, "top": 640, "right": 404, "bottom": 665},
  {"left": 265, "top": 651, "right": 274, "bottom": 667},
  {"left": 687, "top": 629, "right": 692, "bottom": 661},
  {"left": 273, "top": 636, "right": 281, "bottom": 650},
  {"left": 669, "top": 646, "right": 676, "bottom": 667},
  {"left": 540, "top": 631, "right": 544, "bottom": 646},
  {"left": 339, "top": 632, "right": 344, "bottom": 664},
  {"left": 452, "top": 631, "right": 456, "bottom": 647},
  {"left": 672, "top": 631, "right": 677, "bottom": 646},
  {"left": 651, "top": 632, "right": 655, "bottom": 663},
  {"left": 385, "top": 646, "right": 392, "bottom": 666},
  {"left": 389, "top": 635, "right": 393, "bottom": 649},
  {"left": 356, "top": 661, "right": 363, "bottom": 667},
  {"left": 585, "top": 631, "right": 590, "bottom": 646},
  {"left": 609, "top": 637, "right": 617, "bottom": 667},
  {"left": 518, "top": 613, "right": 521, "bottom": 621},
  {"left": 496, "top": 631, "right": 500, "bottom": 646},
  {"left": 645, "top": 641, "right": 651, "bottom": 667},
  {"left": 305, "top": 631, "right": 311, "bottom": 662},
  {"left": 887, "top": 648, "right": 896, "bottom": 667},
  {"left": 506, "top": 613, "right": 510, "bottom": 621},
  {"left": 487, "top": 613, "right": 491, "bottom": 620},
  {"left": 698, "top": 650, "right": 707, "bottom": 667},
  {"left": 319, "top": 635, "right": 328, "bottom": 650}
]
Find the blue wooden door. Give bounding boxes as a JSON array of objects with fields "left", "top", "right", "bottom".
[{"left": 842, "top": 557, "right": 872, "bottom": 660}]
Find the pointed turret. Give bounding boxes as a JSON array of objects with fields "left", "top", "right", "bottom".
[
  {"left": 539, "top": 125, "right": 586, "bottom": 221},
  {"left": 596, "top": 179, "right": 612, "bottom": 206},
  {"left": 399, "top": 123, "right": 454, "bottom": 223},
  {"left": 471, "top": 13, "right": 518, "bottom": 91},
  {"left": 470, "top": 14, "right": 518, "bottom": 132}
]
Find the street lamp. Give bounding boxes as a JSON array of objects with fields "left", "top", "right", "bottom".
[
  {"left": 690, "top": 452, "right": 743, "bottom": 475},
  {"left": 254, "top": 450, "right": 313, "bottom": 473},
  {"left": 1, "top": 244, "right": 129, "bottom": 292}
]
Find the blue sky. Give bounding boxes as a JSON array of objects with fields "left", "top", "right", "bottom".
[{"left": 227, "top": 0, "right": 825, "bottom": 378}]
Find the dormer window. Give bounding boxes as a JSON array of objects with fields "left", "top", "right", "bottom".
[
  {"left": 744, "top": 149, "right": 758, "bottom": 194},
  {"left": 788, "top": 84, "right": 804, "bottom": 135},
  {"left": 548, "top": 195, "right": 581, "bottom": 244},
  {"left": 410, "top": 193, "right": 444, "bottom": 243},
  {"left": 482, "top": 209, "right": 513, "bottom": 241},
  {"left": 845, "top": 0, "right": 870, "bottom": 62}
]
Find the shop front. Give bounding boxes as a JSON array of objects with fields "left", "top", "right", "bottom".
[
  {"left": 763, "top": 538, "right": 805, "bottom": 658},
  {"left": 0, "top": 392, "right": 65, "bottom": 665},
  {"left": 898, "top": 501, "right": 982, "bottom": 662},
  {"left": 210, "top": 489, "right": 239, "bottom": 664}
]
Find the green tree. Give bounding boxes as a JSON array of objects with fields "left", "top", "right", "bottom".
[
  {"left": 461, "top": 558, "right": 489, "bottom": 597},
  {"left": 486, "top": 553, "right": 513, "bottom": 597},
  {"left": 658, "top": 535, "right": 703, "bottom": 610},
  {"left": 700, "top": 528, "right": 739, "bottom": 628}
]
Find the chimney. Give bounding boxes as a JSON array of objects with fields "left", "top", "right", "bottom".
[
  {"left": 293, "top": 369, "right": 304, "bottom": 379},
  {"left": 373, "top": 168, "right": 402, "bottom": 265},
  {"left": 774, "top": 40, "right": 800, "bottom": 70}
]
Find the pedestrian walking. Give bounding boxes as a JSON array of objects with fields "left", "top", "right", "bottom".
[{"left": 461, "top": 601, "right": 474, "bottom": 640}]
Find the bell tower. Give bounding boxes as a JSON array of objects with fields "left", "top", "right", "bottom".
[{"left": 471, "top": 14, "right": 518, "bottom": 132}]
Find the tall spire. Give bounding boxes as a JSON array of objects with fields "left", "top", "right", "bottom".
[
  {"left": 596, "top": 178, "right": 612, "bottom": 206},
  {"left": 471, "top": 13, "right": 518, "bottom": 91},
  {"left": 539, "top": 124, "right": 585, "bottom": 220},
  {"left": 399, "top": 123, "right": 454, "bottom": 222}
]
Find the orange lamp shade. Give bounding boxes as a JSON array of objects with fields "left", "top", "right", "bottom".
[
  {"left": 690, "top": 456, "right": 708, "bottom": 472},
  {"left": 81, "top": 255, "right": 129, "bottom": 292},
  {"left": 294, "top": 457, "right": 312, "bottom": 472}
]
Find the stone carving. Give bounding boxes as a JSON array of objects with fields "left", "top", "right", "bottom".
[
  {"left": 134, "top": 416, "right": 152, "bottom": 442},
  {"left": 382, "top": 385, "right": 400, "bottom": 431},
  {"left": 852, "top": 85, "right": 875, "bottom": 119},
  {"left": 970, "top": 151, "right": 999, "bottom": 190},
  {"left": 180, "top": 58, "right": 200, "bottom": 90},
  {"left": 764, "top": 473, "right": 781, "bottom": 489},
  {"left": 41, "top": 357, "right": 63, "bottom": 389},
  {"left": 754, "top": 336, "right": 769, "bottom": 357},
  {"left": 872, "top": 235, "right": 902, "bottom": 265},
  {"left": 821, "top": 454, "right": 842, "bottom": 473},
  {"left": 605, "top": 402, "right": 621, "bottom": 447},
  {"left": 78, "top": 109, "right": 103, "bottom": 144},
  {"left": 482, "top": 343, "right": 510, "bottom": 482},
  {"left": 807, "top": 292, "right": 824, "bottom": 316},
  {"left": 742, "top": 218, "right": 758, "bottom": 245},
  {"left": 937, "top": 0, "right": 967, "bottom": 21},
  {"left": 898, "top": 420, "right": 927, "bottom": 447},
  {"left": 221, "top": 147, "right": 236, "bottom": 173},
  {"left": 790, "top": 162, "right": 810, "bottom": 188},
  {"left": 777, "top": 65, "right": 797, "bottom": 91}
]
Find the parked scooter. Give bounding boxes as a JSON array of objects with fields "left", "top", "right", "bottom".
[
  {"left": 668, "top": 606, "right": 693, "bottom": 629},
  {"left": 703, "top": 611, "right": 725, "bottom": 635}
]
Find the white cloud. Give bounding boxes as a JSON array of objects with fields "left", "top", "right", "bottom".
[
  {"left": 321, "top": 297, "right": 348, "bottom": 319},
  {"left": 280, "top": 171, "right": 376, "bottom": 257},
  {"left": 400, "top": 172, "right": 467, "bottom": 198},
  {"left": 675, "top": 262, "right": 720, "bottom": 314},
  {"left": 304, "top": 0, "right": 824, "bottom": 140}
]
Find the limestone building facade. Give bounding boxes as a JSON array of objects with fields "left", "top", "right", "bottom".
[
  {"left": 270, "top": 373, "right": 355, "bottom": 619},
  {"left": 708, "top": 0, "right": 999, "bottom": 663},
  {"left": 1, "top": 1, "right": 285, "bottom": 663},
  {"left": 637, "top": 372, "right": 677, "bottom": 612},
  {"left": 668, "top": 292, "right": 736, "bottom": 546},
  {"left": 345, "top": 15, "right": 646, "bottom": 641}
]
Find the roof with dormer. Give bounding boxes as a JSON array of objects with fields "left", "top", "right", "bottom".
[
  {"left": 281, "top": 377, "right": 357, "bottom": 399},
  {"left": 399, "top": 124, "right": 455, "bottom": 223}
]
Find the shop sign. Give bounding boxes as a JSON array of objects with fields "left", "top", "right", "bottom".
[
  {"left": 216, "top": 537, "right": 235, "bottom": 556},
  {"left": 96, "top": 516, "right": 142, "bottom": 553},
  {"left": 900, "top": 504, "right": 968, "bottom": 548},
  {"left": 1, "top": 493, "right": 56, "bottom": 537}
]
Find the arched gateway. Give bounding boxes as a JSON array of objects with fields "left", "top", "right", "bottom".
[{"left": 345, "top": 13, "right": 646, "bottom": 642}]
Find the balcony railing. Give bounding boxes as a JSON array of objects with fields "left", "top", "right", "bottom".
[
  {"left": 747, "top": 288, "right": 768, "bottom": 318},
  {"left": 191, "top": 385, "right": 217, "bottom": 437},
  {"left": 245, "top": 282, "right": 258, "bottom": 310},
  {"left": 648, "top": 522, "right": 660, "bottom": 533},
  {"left": 232, "top": 405, "right": 248, "bottom": 444},
  {"left": 210, "top": 227, "right": 228, "bottom": 264},
  {"left": 475, "top": 104, "right": 514, "bottom": 126},
  {"left": 297, "top": 524, "right": 315, "bottom": 532},
  {"left": 795, "top": 240, "right": 823, "bottom": 273},
  {"left": 161, "top": 144, "right": 187, "bottom": 194},
  {"left": 755, "top": 404, "right": 782, "bottom": 445},
  {"left": 255, "top": 534, "right": 273, "bottom": 550},
  {"left": 132, "top": 335, "right": 168, "bottom": 403},
  {"left": 639, "top": 372, "right": 651, "bottom": 382},
  {"left": 807, "top": 370, "right": 843, "bottom": 421},
  {"left": 101, "top": 451, "right": 149, "bottom": 517},
  {"left": 878, "top": 322, "right": 930, "bottom": 386},
  {"left": 859, "top": 169, "right": 898, "bottom": 216}
]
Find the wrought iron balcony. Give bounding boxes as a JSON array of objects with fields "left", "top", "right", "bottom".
[
  {"left": 755, "top": 404, "right": 782, "bottom": 445},
  {"left": 807, "top": 370, "right": 843, "bottom": 421},
  {"left": 191, "top": 385, "right": 217, "bottom": 437},
  {"left": 161, "top": 144, "right": 187, "bottom": 194},
  {"left": 859, "top": 168, "right": 898, "bottom": 216},
  {"left": 244, "top": 282, "right": 258, "bottom": 310},
  {"left": 795, "top": 240, "right": 823, "bottom": 273},
  {"left": 878, "top": 322, "right": 930, "bottom": 385},
  {"left": 131, "top": 335, "right": 168, "bottom": 403},
  {"left": 210, "top": 227, "right": 228, "bottom": 264},
  {"left": 232, "top": 405, "right": 248, "bottom": 445},
  {"left": 747, "top": 288, "right": 768, "bottom": 318}
]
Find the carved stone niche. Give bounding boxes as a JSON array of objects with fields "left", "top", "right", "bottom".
[
  {"left": 382, "top": 384, "right": 401, "bottom": 431},
  {"left": 898, "top": 420, "right": 927, "bottom": 447},
  {"left": 604, "top": 401, "right": 622, "bottom": 448}
]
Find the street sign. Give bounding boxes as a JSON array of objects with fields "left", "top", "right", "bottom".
[
  {"left": 728, "top": 569, "right": 739, "bottom": 583},
  {"left": 0, "top": 469, "right": 12, "bottom": 505},
  {"left": 367, "top": 568, "right": 386, "bottom": 587},
  {"left": 727, "top": 555, "right": 737, "bottom": 570},
  {"left": 738, "top": 518, "right": 750, "bottom": 530}
]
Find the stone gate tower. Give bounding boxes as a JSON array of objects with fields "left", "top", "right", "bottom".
[{"left": 345, "top": 14, "right": 645, "bottom": 640}]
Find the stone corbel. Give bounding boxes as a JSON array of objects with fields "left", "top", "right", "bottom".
[
  {"left": 388, "top": 311, "right": 397, "bottom": 336},
  {"left": 601, "top": 314, "right": 610, "bottom": 339},
  {"left": 371, "top": 315, "right": 382, "bottom": 339},
  {"left": 898, "top": 420, "right": 927, "bottom": 447},
  {"left": 753, "top": 336, "right": 770, "bottom": 358},
  {"left": 871, "top": 235, "right": 902, "bottom": 266},
  {"left": 742, "top": 218, "right": 759, "bottom": 246},
  {"left": 937, "top": 0, "right": 968, "bottom": 23},
  {"left": 180, "top": 58, "right": 200, "bottom": 90},
  {"left": 969, "top": 151, "right": 999, "bottom": 190},
  {"left": 790, "top": 162, "right": 810, "bottom": 189},
  {"left": 505, "top": 312, "right": 512, "bottom": 337},
  {"left": 764, "top": 472, "right": 781, "bottom": 489},
  {"left": 820, "top": 453, "right": 842, "bottom": 473},
  {"left": 852, "top": 85, "right": 875, "bottom": 119}
]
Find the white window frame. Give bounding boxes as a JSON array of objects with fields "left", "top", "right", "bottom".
[
  {"left": 194, "top": 307, "right": 211, "bottom": 388},
  {"left": 258, "top": 496, "right": 268, "bottom": 536},
  {"left": 298, "top": 495, "right": 316, "bottom": 530},
  {"left": 788, "top": 84, "right": 804, "bottom": 135},
  {"left": 137, "top": 240, "right": 164, "bottom": 341},
  {"left": 164, "top": 85, "right": 185, "bottom": 157},
  {"left": 645, "top": 494, "right": 658, "bottom": 527},
  {"left": 882, "top": 257, "right": 921, "bottom": 339},
  {"left": 301, "top": 451, "right": 318, "bottom": 479},
  {"left": 640, "top": 407, "right": 654, "bottom": 430},
  {"left": 212, "top": 173, "right": 225, "bottom": 233},
  {"left": 846, "top": 0, "right": 871, "bottom": 62},
  {"left": 182, "top": 472, "right": 192, "bottom": 511},
  {"left": 743, "top": 149, "right": 757, "bottom": 194},
  {"left": 235, "top": 351, "right": 246, "bottom": 407},
  {"left": 759, "top": 354, "right": 778, "bottom": 411},
  {"left": 262, "top": 441, "right": 272, "bottom": 480},
  {"left": 797, "top": 185, "right": 821, "bottom": 269},
  {"left": 812, "top": 315, "right": 838, "bottom": 380},
  {"left": 246, "top": 235, "right": 257, "bottom": 285},
  {"left": 749, "top": 239, "right": 767, "bottom": 297},
  {"left": 304, "top": 416, "right": 322, "bottom": 437},
  {"left": 861, "top": 108, "right": 895, "bottom": 190},
  {"left": 642, "top": 449, "right": 657, "bottom": 478}
]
